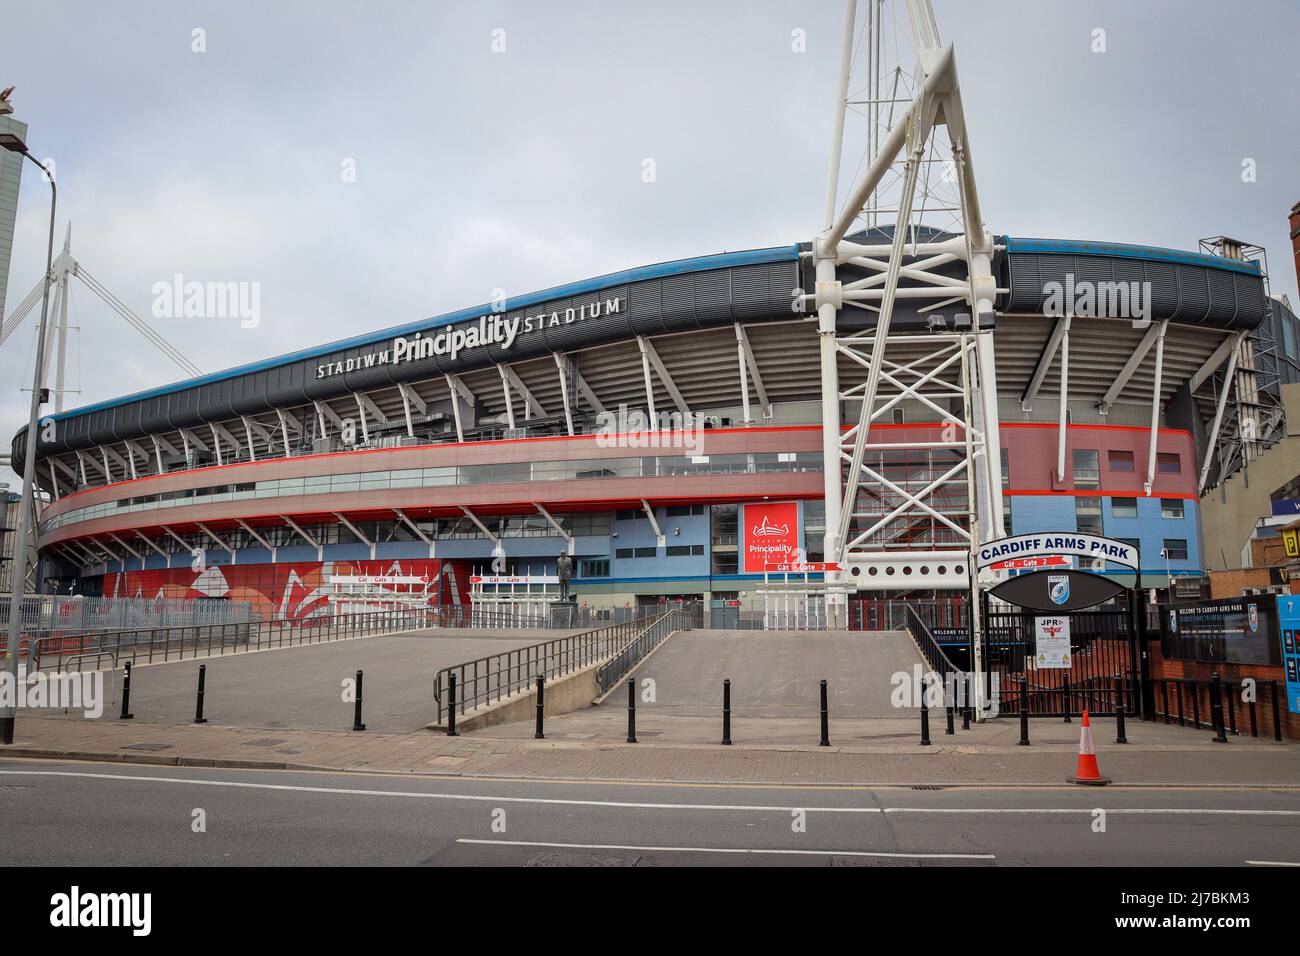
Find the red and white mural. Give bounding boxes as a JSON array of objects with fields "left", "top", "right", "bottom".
[
  {"left": 102, "top": 559, "right": 470, "bottom": 621},
  {"left": 741, "top": 501, "right": 800, "bottom": 573}
]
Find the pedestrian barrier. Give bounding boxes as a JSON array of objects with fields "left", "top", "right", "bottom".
[
  {"left": 352, "top": 669, "right": 366, "bottom": 732},
  {"left": 432, "top": 610, "right": 673, "bottom": 725},
  {"left": 1151, "top": 676, "right": 1284, "bottom": 742},
  {"left": 30, "top": 604, "right": 547, "bottom": 672}
]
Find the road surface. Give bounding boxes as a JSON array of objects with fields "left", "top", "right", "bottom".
[{"left": 2, "top": 759, "right": 1297, "bottom": 867}]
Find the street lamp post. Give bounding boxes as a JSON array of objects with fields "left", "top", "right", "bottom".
[{"left": 0, "top": 122, "right": 58, "bottom": 745}]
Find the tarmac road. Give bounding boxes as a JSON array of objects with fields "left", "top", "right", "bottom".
[{"left": 2, "top": 759, "right": 1297, "bottom": 867}]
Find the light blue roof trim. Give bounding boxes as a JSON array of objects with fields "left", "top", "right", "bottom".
[
  {"left": 51, "top": 244, "right": 800, "bottom": 423},
  {"left": 1004, "top": 237, "right": 1261, "bottom": 275}
]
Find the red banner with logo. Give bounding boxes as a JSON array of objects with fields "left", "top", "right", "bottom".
[
  {"left": 742, "top": 501, "right": 799, "bottom": 573},
  {"left": 101, "top": 559, "right": 470, "bottom": 620}
]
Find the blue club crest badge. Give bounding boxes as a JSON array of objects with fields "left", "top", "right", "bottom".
[
  {"left": 1048, "top": 574, "right": 1069, "bottom": 606},
  {"left": 1247, "top": 603, "right": 1259, "bottom": 633},
  {"left": 1169, "top": 609, "right": 1178, "bottom": 634}
]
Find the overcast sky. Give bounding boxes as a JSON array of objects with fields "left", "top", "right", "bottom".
[{"left": 2, "top": 0, "right": 1297, "bottom": 487}]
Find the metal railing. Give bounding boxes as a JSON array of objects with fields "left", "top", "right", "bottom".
[
  {"left": 1, "top": 595, "right": 258, "bottom": 650},
  {"left": 432, "top": 610, "right": 668, "bottom": 722},
  {"left": 29, "top": 604, "right": 546, "bottom": 672},
  {"left": 596, "top": 609, "right": 690, "bottom": 693},
  {"left": 1151, "top": 676, "right": 1285, "bottom": 742},
  {"left": 904, "top": 603, "right": 963, "bottom": 676}
]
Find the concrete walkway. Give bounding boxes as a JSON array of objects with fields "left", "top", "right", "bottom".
[
  {"left": 5, "top": 711, "right": 1297, "bottom": 788},
  {"left": 601, "top": 628, "right": 922, "bottom": 717},
  {"left": 9, "top": 624, "right": 1297, "bottom": 788}
]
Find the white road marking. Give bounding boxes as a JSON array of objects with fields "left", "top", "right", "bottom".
[
  {"left": 1245, "top": 860, "right": 1300, "bottom": 866},
  {"left": 1, "top": 770, "right": 1296, "bottom": 817},
  {"left": 457, "top": 839, "right": 995, "bottom": 860},
  {"left": 886, "top": 807, "right": 1300, "bottom": 816},
  {"left": 0, "top": 769, "right": 881, "bottom": 813}
]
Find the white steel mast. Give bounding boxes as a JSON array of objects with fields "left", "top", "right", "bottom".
[{"left": 812, "top": 0, "right": 1004, "bottom": 706}]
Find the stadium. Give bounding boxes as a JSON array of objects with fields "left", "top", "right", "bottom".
[{"left": 11, "top": 225, "right": 1291, "bottom": 623}]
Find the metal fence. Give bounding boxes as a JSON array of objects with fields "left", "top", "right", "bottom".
[
  {"left": 30, "top": 604, "right": 547, "bottom": 672},
  {"left": 432, "top": 610, "right": 671, "bottom": 723},
  {"left": 2, "top": 595, "right": 258, "bottom": 648},
  {"left": 596, "top": 609, "right": 691, "bottom": 693},
  {"left": 904, "top": 603, "right": 963, "bottom": 676},
  {"left": 1152, "top": 675, "right": 1285, "bottom": 742}
]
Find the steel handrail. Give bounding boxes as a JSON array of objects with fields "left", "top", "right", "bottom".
[{"left": 432, "top": 610, "right": 665, "bottom": 722}]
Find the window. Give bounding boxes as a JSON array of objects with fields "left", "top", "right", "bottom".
[
  {"left": 1072, "top": 449, "right": 1099, "bottom": 489},
  {"left": 1160, "top": 498, "right": 1184, "bottom": 519},
  {"left": 666, "top": 504, "right": 704, "bottom": 517},
  {"left": 666, "top": 544, "right": 705, "bottom": 557},
  {"left": 615, "top": 547, "right": 657, "bottom": 559},
  {"left": 615, "top": 509, "right": 643, "bottom": 522},
  {"left": 1107, "top": 449, "right": 1135, "bottom": 472},
  {"left": 711, "top": 504, "right": 738, "bottom": 574},
  {"left": 578, "top": 559, "right": 609, "bottom": 578},
  {"left": 1162, "top": 539, "right": 1188, "bottom": 561},
  {"left": 1000, "top": 447, "right": 1010, "bottom": 485},
  {"left": 1111, "top": 497, "right": 1138, "bottom": 519},
  {"left": 1118, "top": 537, "right": 1141, "bottom": 554},
  {"left": 892, "top": 408, "right": 906, "bottom": 424},
  {"left": 1074, "top": 496, "right": 1103, "bottom": 534},
  {"left": 711, "top": 551, "right": 738, "bottom": 575},
  {"left": 1157, "top": 452, "right": 1181, "bottom": 475}
]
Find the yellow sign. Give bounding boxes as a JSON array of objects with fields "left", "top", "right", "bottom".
[{"left": 1284, "top": 528, "right": 1300, "bottom": 559}]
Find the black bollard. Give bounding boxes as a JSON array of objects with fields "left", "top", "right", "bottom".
[
  {"left": 722, "top": 678, "right": 732, "bottom": 745},
  {"left": 1210, "top": 672, "right": 1226, "bottom": 743},
  {"left": 1061, "top": 678, "right": 1071, "bottom": 723},
  {"left": 119, "top": 660, "right": 134, "bottom": 720},
  {"left": 945, "top": 672, "right": 955, "bottom": 735},
  {"left": 352, "top": 669, "right": 366, "bottom": 732},
  {"left": 447, "top": 672, "right": 459, "bottom": 737},
  {"left": 194, "top": 664, "right": 208, "bottom": 724},
  {"left": 534, "top": 674, "right": 545, "bottom": 740},
  {"left": 1113, "top": 674, "right": 1127, "bottom": 744},
  {"left": 819, "top": 679, "right": 830, "bottom": 747},
  {"left": 626, "top": 678, "right": 637, "bottom": 744},
  {"left": 919, "top": 675, "right": 931, "bottom": 746},
  {"left": 961, "top": 671, "right": 971, "bottom": 731},
  {"left": 1271, "top": 681, "right": 1283, "bottom": 742},
  {"left": 1017, "top": 677, "right": 1029, "bottom": 746}
]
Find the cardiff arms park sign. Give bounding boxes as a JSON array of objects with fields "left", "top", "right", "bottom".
[{"left": 978, "top": 532, "right": 1137, "bottom": 613}]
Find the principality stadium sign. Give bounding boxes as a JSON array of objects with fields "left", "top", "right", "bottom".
[{"left": 315, "top": 296, "right": 623, "bottom": 379}]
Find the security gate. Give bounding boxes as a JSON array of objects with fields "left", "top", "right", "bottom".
[{"left": 982, "top": 591, "right": 1143, "bottom": 718}]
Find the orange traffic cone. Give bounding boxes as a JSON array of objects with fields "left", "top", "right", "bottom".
[{"left": 1069, "top": 710, "right": 1111, "bottom": 786}]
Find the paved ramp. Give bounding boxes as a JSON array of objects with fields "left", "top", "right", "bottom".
[
  {"left": 23, "top": 628, "right": 573, "bottom": 733},
  {"left": 602, "top": 629, "right": 923, "bottom": 718}
]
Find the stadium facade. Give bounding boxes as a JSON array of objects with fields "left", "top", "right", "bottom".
[{"left": 11, "top": 226, "right": 1295, "bottom": 619}]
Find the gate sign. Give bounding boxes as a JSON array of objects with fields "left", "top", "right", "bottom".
[
  {"left": 989, "top": 569, "right": 1126, "bottom": 612},
  {"left": 990, "top": 555, "right": 1073, "bottom": 571},
  {"left": 1034, "top": 616, "right": 1072, "bottom": 669},
  {"left": 977, "top": 532, "right": 1138, "bottom": 570}
]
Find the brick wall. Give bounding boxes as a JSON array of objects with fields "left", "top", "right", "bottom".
[
  {"left": 1208, "top": 568, "right": 1274, "bottom": 599},
  {"left": 1148, "top": 648, "right": 1297, "bottom": 741}
]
